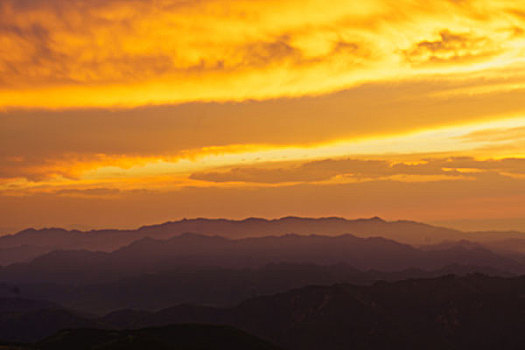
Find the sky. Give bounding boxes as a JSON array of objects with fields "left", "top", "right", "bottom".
[{"left": 1, "top": 0, "right": 525, "bottom": 233}]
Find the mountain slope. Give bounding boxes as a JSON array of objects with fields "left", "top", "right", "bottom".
[
  {"left": 0, "top": 298, "right": 99, "bottom": 343},
  {"left": 106, "top": 274, "right": 525, "bottom": 350},
  {"left": 1, "top": 275, "right": 524, "bottom": 349}
]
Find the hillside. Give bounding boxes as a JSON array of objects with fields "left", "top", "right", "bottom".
[{"left": 1, "top": 275, "right": 524, "bottom": 349}]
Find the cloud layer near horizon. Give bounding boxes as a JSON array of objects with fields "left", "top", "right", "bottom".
[
  {"left": 2, "top": 168, "right": 524, "bottom": 234},
  {"left": 190, "top": 157, "right": 525, "bottom": 184}
]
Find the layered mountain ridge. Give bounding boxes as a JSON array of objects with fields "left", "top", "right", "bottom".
[{"left": 1, "top": 216, "right": 524, "bottom": 266}]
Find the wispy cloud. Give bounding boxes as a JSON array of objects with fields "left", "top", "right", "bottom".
[
  {"left": 462, "top": 126, "right": 525, "bottom": 142},
  {"left": 1, "top": 0, "right": 525, "bottom": 107},
  {"left": 190, "top": 157, "right": 525, "bottom": 184}
]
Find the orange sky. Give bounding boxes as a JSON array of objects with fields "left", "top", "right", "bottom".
[{"left": 1, "top": 0, "right": 525, "bottom": 233}]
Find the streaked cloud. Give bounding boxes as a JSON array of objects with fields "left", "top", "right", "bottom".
[
  {"left": 462, "top": 125, "right": 525, "bottom": 142},
  {"left": 1, "top": 0, "right": 525, "bottom": 107},
  {"left": 403, "top": 30, "right": 495, "bottom": 65},
  {"left": 190, "top": 157, "right": 525, "bottom": 184},
  {"left": 1, "top": 110, "right": 525, "bottom": 191},
  {"left": 2, "top": 77, "right": 525, "bottom": 184}
]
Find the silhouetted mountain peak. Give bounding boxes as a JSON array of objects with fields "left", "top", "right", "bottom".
[
  {"left": 14, "top": 228, "right": 38, "bottom": 236},
  {"left": 19, "top": 228, "right": 79, "bottom": 236}
]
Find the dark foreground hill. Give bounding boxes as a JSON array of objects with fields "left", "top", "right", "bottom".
[
  {"left": 1, "top": 324, "right": 281, "bottom": 350},
  {"left": 104, "top": 274, "right": 525, "bottom": 350},
  {"left": 1, "top": 275, "right": 524, "bottom": 349},
  {"left": 38, "top": 324, "right": 281, "bottom": 350},
  {"left": 0, "top": 298, "right": 99, "bottom": 343}
]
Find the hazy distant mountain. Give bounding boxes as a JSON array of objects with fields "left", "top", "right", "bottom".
[
  {"left": 1, "top": 217, "right": 524, "bottom": 266},
  {"left": 481, "top": 238, "right": 525, "bottom": 255},
  {"left": 1, "top": 233, "right": 521, "bottom": 286},
  {"left": 421, "top": 239, "right": 525, "bottom": 264},
  {"left": 0, "top": 245, "right": 52, "bottom": 266}
]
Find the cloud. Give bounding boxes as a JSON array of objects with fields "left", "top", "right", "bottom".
[
  {"left": 1, "top": 0, "right": 524, "bottom": 107},
  {"left": 2, "top": 170, "right": 524, "bottom": 233},
  {"left": 0, "top": 0, "right": 368, "bottom": 88},
  {"left": 461, "top": 126, "right": 525, "bottom": 143},
  {"left": 190, "top": 157, "right": 525, "bottom": 184},
  {"left": 2, "top": 76, "right": 525, "bottom": 179},
  {"left": 188, "top": 158, "right": 462, "bottom": 184},
  {"left": 433, "top": 157, "right": 525, "bottom": 174},
  {"left": 54, "top": 188, "right": 121, "bottom": 197},
  {"left": 403, "top": 30, "right": 496, "bottom": 65}
]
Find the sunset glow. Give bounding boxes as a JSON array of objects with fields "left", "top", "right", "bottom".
[{"left": 1, "top": 0, "right": 525, "bottom": 232}]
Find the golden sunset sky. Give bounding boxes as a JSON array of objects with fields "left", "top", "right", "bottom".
[{"left": 1, "top": 0, "right": 525, "bottom": 233}]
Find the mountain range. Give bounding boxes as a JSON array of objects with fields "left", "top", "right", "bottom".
[
  {"left": 2, "top": 217, "right": 524, "bottom": 266},
  {"left": 0, "top": 229, "right": 521, "bottom": 314},
  {"left": 0, "top": 263, "right": 512, "bottom": 315},
  {"left": 1, "top": 216, "right": 524, "bottom": 348},
  {"left": 1, "top": 233, "right": 522, "bottom": 285}
]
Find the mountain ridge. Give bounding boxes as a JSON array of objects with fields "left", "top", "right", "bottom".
[
  {"left": 0, "top": 216, "right": 525, "bottom": 248},
  {"left": 1, "top": 233, "right": 522, "bottom": 287}
]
